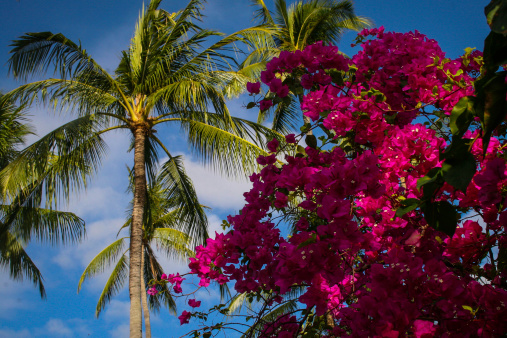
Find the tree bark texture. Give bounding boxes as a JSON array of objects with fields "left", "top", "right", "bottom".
[
  {"left": 141, "top": 245, "right": 152, "bottom": 338},
  {"left": 129, "top": 127, "right": 147, "bottom": 338}
]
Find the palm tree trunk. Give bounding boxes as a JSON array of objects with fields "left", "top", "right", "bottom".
[
  {"left": 130, "top": 127, "right": 147, "bottom": 338},
  {"left": 141, "top": 245, "right": 152, "bottom": 338}
]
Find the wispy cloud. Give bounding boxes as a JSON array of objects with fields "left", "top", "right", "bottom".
[
  {"left": 109, "top": 323, "right": 130, "bottom": 338},
  {"left": 0, "top": 274, "right": 33, "bottom": 319},
  {"left": 103, "top": 299, "right": 130, "bottom": 322},
  {"left": 182, "top": 155, "right": 252, "bottom": 212},
  {"left": 0, "top": 327, "right": 31, "bottom": 338},
  {"left": 53, "top": 217, "right": 126, "bottom": 270},
  {"left": 0, "top": 318, "right": 91, "bottom": 338}
]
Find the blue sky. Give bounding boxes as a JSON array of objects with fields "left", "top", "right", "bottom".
[{"left": 0, "top": 0, "right": 490, "bottom": 337}]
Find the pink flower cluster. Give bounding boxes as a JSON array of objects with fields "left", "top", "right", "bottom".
[
  {"left": 253, "top": 42, "right": 350, "bottom": 111},
  {"left": 149, "top": 273, "right": 186, "bottom": 296},
  {"left": 180, "top": 30, "right": 507, "bottom": 336}
]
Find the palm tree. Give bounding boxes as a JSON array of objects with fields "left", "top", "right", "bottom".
[
  {"left": 0, "top": 93, "right": 86, "bottom": 298},
  {"left": 5, "top": 0, "right": 280, "bottom": 335},
  {"left": 78, "top": 164, "right": 200, "bottom": 338},
  {"left": 251, "top": 0, "right": 372, "bottom": 133}
]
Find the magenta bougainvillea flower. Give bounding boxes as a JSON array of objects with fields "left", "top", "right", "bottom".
[{"left": 166, "top": 29, "right": 507, "bottom": 336}]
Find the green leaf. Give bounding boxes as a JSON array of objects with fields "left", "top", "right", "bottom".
[
  {"left": 328, "top": 69, "right": 344, "bottom": 86},
  {"left": 486, "top": 0, "right": 507, "bottom": 35},
  {"left": 416, "top": 167, "right": 442, "bottom": 191},
  {"left": 439, "top": 137, "right": 477, "bottom": 192},
  {"left": 483, "top": 31, "right": 507, "bottom": 73},
  {"left": 395, "top": 198, "right": 420, "bottom": 218},
  {"left": 296, "top": 145, "right": 307, "bottom": 157},
  {"left": 441, "top": 152, "right": 476, "bottom": 192},
  {"left": 246, "top": 102, "right": 256, "bottom": 109},
  {"left": 462, "top": 305, "right": 474, "bottom": 313},
  {"left": 400, "top": 198, "right": 420, "bottom": 206},
  {"left": 319, "top": 110, "right": 330, "bottom": 118},
  {"left": 300, "top": 123, "right": 311, "bottom": 133},
  {"left": 422, "top": 201, "right": 458, "bottom": 237},
  {"left": 440, "top": 137, "right": 469, "bottom": 162},
  {"left": 305, "top": 134, "right": 318, "bottom": 149},
  {"left": 449, "top": 96, "right": 474, "bottom": 136},
  {"left": 474, "top": 72, "right": 507, "bottom": 153},
  {"left": 297, "top": 233, "right": 317, "bottom": 249},
  {"left": 273, "top": 96, "right": 283, "bottom": 104},
  {"left": 282, "top": 96, "right": 292, "bottom": 106}
]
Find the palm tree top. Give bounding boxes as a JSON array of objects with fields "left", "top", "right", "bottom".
[
  {"left": 5, "top": 1, "right": 283, "bottom": 335},
  {"left": 251, "top": 0, "right": 372, "bottom": 51}
]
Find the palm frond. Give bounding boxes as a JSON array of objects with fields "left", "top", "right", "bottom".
[
  {"left": 5, "top": 79, "right": 125, "bottom": 119},
  {"left": 242, "top": 299, "right": 300, "bottom": 338},
  {"left": 0, "top": 230, "right": 46, "bottom": 298},
  {"left": 2, "top": 205, "right": 84, "bottom": 246},
  {"left": 275, "top": 0, "right": 371, "bottom": 51},
  {"left": 178, "top": 116, "right": 286, "bottom": 178},
  {"left": 0, "top": 94, "right": 33, "bottom": 170},
  {"left": 152, "top": 228, "right": 193, "bottom": 262},
  {"left": 94, "top": 253, "right": 129, "bottom": 317},
  {"left": 148, "top": 77, "right": 233, "bottom": 124},
  {"left": 8, "top": 32, "right": 115, "bottom": 84},
  {"left": 269, "top": 93, "right": 301, "bottom": 134},
  {"left": 227, "top": 292, "right": 250, "bottom": 315},
  {"left": 154, "top": 152, "right": 208, "bottom": 247},
  {"left": 77, "top": 238, "right": 128, "bottom": 292},
  {"left": 170, "top": 0, "right": 205, "bottom": 25},
  {"left": 250, "top": 0, "right": 275, "bottom": 24},
  {"left": 0, "top": 115, "right": 108, "bottom": 209}
]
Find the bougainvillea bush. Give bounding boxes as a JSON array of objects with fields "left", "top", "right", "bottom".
[{"left": 151, "top": 26, "right": 507, "bottom": 337}]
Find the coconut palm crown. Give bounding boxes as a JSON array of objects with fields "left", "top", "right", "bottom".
[
  {"left": 5, "top": 0, "right": 280, "bottom": 336},
  {"left": 250, "top": 0, "right": 372, "bottom": 134}
]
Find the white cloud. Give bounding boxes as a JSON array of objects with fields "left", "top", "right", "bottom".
[
  {"left": 207, "top": 213, "right": 226, "bottom": 239},
  {"left": 109, "top": 324, "right": 130, "bottom": 338},
  {"left": 54, "top": 217, "right": 126, "bottom": 269},
  {"left": 0, "top": 318, "right": 91, "bottom": 338},
  {"left": 39, "top": 318, "right": 91, "bottom": 337},
  {"left": 43, "top": 318, "right": 73, "bottom": 337},
  {"left": 0, "top": 327, "right": 31, "bottom": 338},
  {"left": 103, "top": 299, "right": 130, "bottom": 322},
  {"left": 52, "top": 218, "right": 129, "bottom": 296},
  {"left": 65, "top": 186, "right": 129, "bottom": 222},
  {"left": 195, "top": 285, "right": 221, "bottom": 305},
  {"left": 182, "top": 156, "right": 252, "bottom": 211},
  {"left": 0, "top": 274, "right": 33, "bottom": 319}
]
